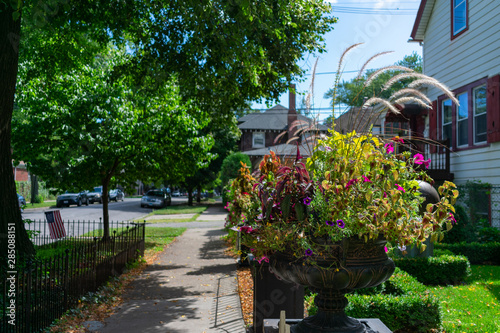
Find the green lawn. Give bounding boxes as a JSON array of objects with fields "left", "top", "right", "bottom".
[
  {"left": 429, "top": 265, "right": 500, "bottom": 332},
  {"left": 37, "top": 227, "right": 186, "bottom": 260},
  {"left": 135, "top": 205, "right": 209, "bottom": 223},
  {"left": 149, "top": 205, "right": 207, "bottom": 215},
  {"left": 24, "top": 201, "right": 57, "bottom": 209},
  {"left": 143, "top": 227, "right": 186, "bottom": 254}
]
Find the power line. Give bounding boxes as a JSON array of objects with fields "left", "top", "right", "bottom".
[{"left": 331, "top": 5, "right": 418, "bottom": 15}]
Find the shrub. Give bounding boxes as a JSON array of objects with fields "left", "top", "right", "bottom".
[
  {"left": 394, "top": 255, "right": 471, "bottom": 285},
  {"left": 220, "top": 152, "right": 252, "bottom": 188},
  {"left": 33, "top": 194, "right": 45, "bottom": 204},
  {"left": 434, "top": 242, "right": 500, "bottom": 265},
  {"left": 442, "top": 204, "right": 476, "bottom": 244},
  {"left": 306, "top": 268, "right": 441, "bottom": 333},
  {"left": 432, "top": 248, "right": 454, "bottom": 256},
  {"left": 347, "top": 293, "right": 440, "bottom": 333},
  {"left": 478, "top": 227, "right": 500, "bottom": 243}
]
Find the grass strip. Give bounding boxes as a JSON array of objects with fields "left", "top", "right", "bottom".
[
  {"left": 149, "top": 205, "right": 207, "bottom": 215},
  {"left": 24, "top": 201, "right": 57, "bottom": 209}
]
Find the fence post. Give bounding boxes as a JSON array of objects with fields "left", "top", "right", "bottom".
[
  {"left": 112, "top": 230, "right": 117, "bottom": 275},
  {"left": 125, "top": 226, "right": 129, "bottom": 264},
  {"left": 64, "top": 249, "right": 69, "bottom": 310}
]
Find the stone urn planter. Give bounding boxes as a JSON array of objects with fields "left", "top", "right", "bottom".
[{"left": 269, "top": 236, "right": 395, "bottom": 333}]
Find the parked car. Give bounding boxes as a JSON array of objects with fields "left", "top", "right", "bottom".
[
  {"left": 141, "top": 190, "right": 171, "bottom": 208},
  {"left": 17, "top": 193, "right": 26, "bottom": 211},
  {"left": 109, "top": 189, "right": 124, "bottom": 202},
  {"left": 172, "top": 190, "right": 180, "bottom": 197},
  {"left": 56, "top": 191, "right": 89, "bottom": 207},
  {"left": 87, "top": 186, "right": 108, "bottom": 204}
]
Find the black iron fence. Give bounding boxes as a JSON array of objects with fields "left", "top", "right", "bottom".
[
  {"left": 24, "top": 218, "right": 139, "bottom": 247},
  {"left": 1, "top": 222, "right": 145, "bottom": 333}
]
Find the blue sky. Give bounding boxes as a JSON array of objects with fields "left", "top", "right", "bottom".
[{"left": 251, "top": 0, "right": 423, "bottom": 122}]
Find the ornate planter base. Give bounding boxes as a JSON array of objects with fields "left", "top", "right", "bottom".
[{"left": 268, "top": 236, "right": 395, "bottom": 333}]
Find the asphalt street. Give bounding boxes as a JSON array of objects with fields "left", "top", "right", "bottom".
[
  {"left": 22, "top": 197, "right": 189, "bottom": 242},
  {"left": 22, "top": 197, "right": 187, "bottom": 221}
]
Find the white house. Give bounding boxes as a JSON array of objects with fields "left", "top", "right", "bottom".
[{"left": 410, "top": 0, "right": 500, "bottom": 227}]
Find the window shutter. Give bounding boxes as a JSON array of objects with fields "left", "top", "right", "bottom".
[
  {"left": 429, "top": 100, "right": 438, "bottom": 153},
  {"left": 487, "top": 75, "right": 500, "bottom": 143}
]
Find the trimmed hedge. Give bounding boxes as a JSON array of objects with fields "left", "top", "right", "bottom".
[
  {"left": 305, "top": 268, "right": 441, "bottom": 333},
  {"left": 394, "top": 255, "right": 471, "bottom": 285},
  {"left": 434, "top": 242, "right": 500, "bottom": 265},
  {"left": 347, "top": 293, "right": 440, "bottom": 333}
]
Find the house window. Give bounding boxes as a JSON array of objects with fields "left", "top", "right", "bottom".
[
  {"left": 442, "top": 99, "right": 452, "bottom": 147},
  {"left": 252, "top": 132, "right": 265, "bottom": 148},
  {"left": 457, "top": 92, "right": 468, "bottom": 147},
  {"left": 474, "top": 85, "right": 487, "bottom": 144},
  {"left": 452, "top": 0, "right": 468, "bottom": 38},
  {"left": 438, "top": 78, "right": 488, "bottom": 149}
]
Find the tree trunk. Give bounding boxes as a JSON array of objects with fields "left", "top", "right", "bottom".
[
  {"left": 31, "top": 174, "right": 39, "bottom": 204},
  {"left": 196, "top": 185, "right": 201, "bottom": 203},
  {"left": 0, "top": 5, "right": 35, "bottom": 260},
  {"left": 102, "top": 180, "right": 110, "bottom": 240},
  {"left": 187, "top": 189, "right": 193, "bottom": 206}
]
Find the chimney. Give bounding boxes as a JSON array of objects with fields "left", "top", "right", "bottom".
[{"left": 288, "top": 84, "right": 298, "bottom": 140}]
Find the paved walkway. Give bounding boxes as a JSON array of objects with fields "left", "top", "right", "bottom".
[{"left": 94, "top": 205, "right": 246, "bottom": 333}]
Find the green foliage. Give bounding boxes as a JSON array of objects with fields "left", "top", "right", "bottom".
[
  {"left": 347, "top": 293, "right": 440, "bottom": 333},
  {"left": 442, "top": 204, "right": 476, "bottom": 243},
  {"left": 33, "top": 194, "right": 44, "bottom": 204},
  {"left": 220, "top": 152, "right": 252, "bottom": 188},
  {"left": 13, "top": 46, "right": 213, "bottom": 210},
  {"left": 478, "top": 226, "right": 500, "bottom": 243},
  {"left": 457, "top": 180, "right": 491, "bottom": 224},
  {"left": 306, "top": 268, "right": 441, "bottom": 332},
  {"left": 434, "top": 242, "right": 500, "bottom": 265},
  {"left": 394, "top": 255, "right": 471, "bottom": 285}
]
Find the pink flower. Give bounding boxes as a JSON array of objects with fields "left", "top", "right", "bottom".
[
  {"left": 384, "top": 142, "right": 394, "bottom": 154},
  {"left": 395, "top": 184, "right": 405, "bottom": 192},
  {"left": 346, "top": 178, "right": 358, "bottom": 189},
  {"left": 257, "top": 256, "right": 269, "bottom": 264},
  {"left": 240, "top": 225, "right": 254, "bottom": 233},
  {"left": 362, "top": 175, "right": 372, "bottom": 183},
  {"left": 384, "top": 246, "right": 388, "bottom": 253},
  {"left": 383, "top": 192, "right": 387, "bottom": 198},
  {"left": 391, "top": 136, "right": 404, "bottom": 143},
  {"left": 448, "top": 213, "right": 457, "bottom": 224},
  {"left": 413, "top": 153, "right": 431, "bottom": 169}
]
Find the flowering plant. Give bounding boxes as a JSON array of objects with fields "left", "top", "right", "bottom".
[
  {"left": 231, "top": 130, "right": 458, "bottom": 264},
  {"left": 224, "top": 162, "right": 260, "bottom": 229}
]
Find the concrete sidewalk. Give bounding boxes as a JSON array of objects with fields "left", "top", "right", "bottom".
[{"left": 93, "top": 205, "right": 246, "bottom": 333}]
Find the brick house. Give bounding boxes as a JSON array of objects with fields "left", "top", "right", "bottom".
[
  {"left": 238, "top": 86, "right": 328, "bottom": 169},
  {"left": 13, "top": 161, "right": 29, "bottom": 182}
]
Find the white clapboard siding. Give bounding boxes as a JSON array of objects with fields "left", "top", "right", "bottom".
[
  {"left": 423, "top": 0, "right": 500, "bottom": 101},
  {"left": 449, "top": 142, "right": 500, "bottom": 185}
]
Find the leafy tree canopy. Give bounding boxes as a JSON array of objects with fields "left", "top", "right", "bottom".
[
  {"left": 220, "top": 152, "right": 252, "bottom": 188},
  {"left": 12, "top": 46, "right": 214, "bottom": 235}
]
